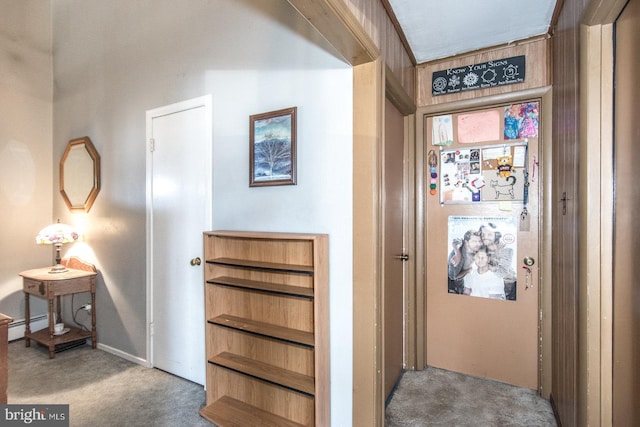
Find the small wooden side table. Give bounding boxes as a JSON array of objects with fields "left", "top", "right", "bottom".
[{"left": 20, "top": 267, "right": 97, "bottom": 359}]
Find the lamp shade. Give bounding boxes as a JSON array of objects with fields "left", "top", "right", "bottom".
[
  {"left": 36, "top": 221, "right": 79, "bottom": 273},
  {"left": 36, "top": 221, "right": 79, "bottom": 245}
]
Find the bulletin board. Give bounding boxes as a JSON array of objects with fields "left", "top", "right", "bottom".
[
  {"left": 439, "top": 142, "right": 528, "bottom": 204},
  {"left": 426, "top": 102, "right": 539, "bottom": 205}
]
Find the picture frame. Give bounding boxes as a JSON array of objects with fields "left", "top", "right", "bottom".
[{"left": 250, "top": 106, "right": 297, "bottom": 187}]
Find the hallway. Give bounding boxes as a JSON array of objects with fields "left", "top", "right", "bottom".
[{"left": 385, "top": 367, "right": 556, "bottom": 426}]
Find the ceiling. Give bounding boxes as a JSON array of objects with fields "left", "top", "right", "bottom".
[{"left": 386, "top": 0, "right": 558, "bottom": 64}]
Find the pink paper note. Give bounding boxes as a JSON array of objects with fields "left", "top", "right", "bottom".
[{"left": 457, "top": 110, "right": 500, "bottom": 143}]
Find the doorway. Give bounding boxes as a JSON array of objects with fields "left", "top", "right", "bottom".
[
  {"left": 383, "top": 96, "right": 406, "bottom": 400},
  {"left": 145, "top": 95, "right": 212, "bottom": 385},
  {"left": 416, "top": 91, "right": 552, "bottom": 391}
]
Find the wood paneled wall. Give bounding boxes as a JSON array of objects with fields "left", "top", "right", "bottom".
[
  {"left": 415, "top": 38, "right": 550, "bottom": 107},
  {"left": 550, "top": 3, "right": 584, "bottom": 426},
  {"left": 343, "top": 0, "right": 415, "bottom": 100},
  {"left": 613, "top": 3, "right": 640, "bottom": 424},
  {"left": 552, "top": 1, "right": 628, "bottom": 426}
]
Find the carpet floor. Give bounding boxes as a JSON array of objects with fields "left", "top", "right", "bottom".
[
  {"left": 8, "top": 340, "right": 557, "bottom": 426},
  {"left": 385, "top": 367, "right": 557, "bottom": 426},
  {"left": 7, "top": 340, "right": 211, "bottom": 427}
]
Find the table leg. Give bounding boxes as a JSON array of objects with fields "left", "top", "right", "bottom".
[
  {"left": 24, "top": 293, "right": 30, "bottom": 347},
  {"left": 48, "top": 298, "right": 55, "bottom": 359},
  {"left": 91, "top": 290, "right": 97, "bottom": 348},
  {"left": 48, "top": 298, "right": 55, "bottom": 338},
  {"left": 56, "top": 295, "right": 62, "bottom": 324}
]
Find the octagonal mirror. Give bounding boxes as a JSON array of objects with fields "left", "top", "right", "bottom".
[{"left": 60, "top": 136, "right": 101, "bottom": 212}]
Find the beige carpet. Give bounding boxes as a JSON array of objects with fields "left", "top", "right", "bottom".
[{"left": 385, "top": 366, "right": 557, "bottom": 426}]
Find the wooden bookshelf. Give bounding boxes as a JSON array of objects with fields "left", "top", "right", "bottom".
[
  {"left": 199, "top": 231, "right": 329, "bottom": 426},
  {"left": 200, "top": 396, "right": 305, "bottom": 427},
  {"left": 207, "top": 276, "right": 315, "bottom": 298},
  {"left": 209, "top": 315, "right": 315, "bottom": 347}
]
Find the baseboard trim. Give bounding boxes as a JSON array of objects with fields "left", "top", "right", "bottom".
[
  {"left": 385, "top": 370, "right": 406, "bottom": 407},
  {"left": 97, "top": 342, "right": 151, "bottom": 368},
  {"left": 8, "top": 314, "right": 49, "bottom": 341},
  {"left": 10, "top": 319, "right": 151, "bottom": 369},
  {"left": 549, "top": 393, "right": 563, "bottom": 427}
]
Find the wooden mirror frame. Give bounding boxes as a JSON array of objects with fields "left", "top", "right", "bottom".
[{"left": 59, "top": 136, "right": 101, "bottom": 212}]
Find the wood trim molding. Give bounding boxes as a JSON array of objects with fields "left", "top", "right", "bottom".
[
  {"left": 385, "top": 64, "right": 416, "bottom": 116},
  {"left": 549, "top": 393, "right": 564, "bottom": 427},
  {"left": 539, "top": 86, "right": 554, "bottom": 399},
  {"left": 287, "top": 0, "right": 379, "bottom": 65},
  {"left": 582, "top": 0, "right": 628, "bottom": 25},
  {"left": 403, "top": 111, "right": 418, "bottom": 370},
  {"left": 578, "top": 21, "right": 614, "bottom": 427},
  {"left": 417, "top": 87, "right": 551, "bottom": 116},
  {"left": 353, "top": 58, "right": 385, "bottom": 427},
  {"left": 599, "top": 24, "right": 614, "bottom": 426}
]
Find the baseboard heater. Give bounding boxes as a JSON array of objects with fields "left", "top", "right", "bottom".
[{"left": 8, "top": 314, "right": 48, "bottom": 342}]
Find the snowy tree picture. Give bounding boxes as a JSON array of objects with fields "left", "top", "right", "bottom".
[{"left": 250, "top": 107, "right": 297, "bottom": 187}]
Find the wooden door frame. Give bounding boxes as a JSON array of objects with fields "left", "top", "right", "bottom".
[
  {"left": 414, "top": 87, "right": 554, "bottom": 396},
  {"left": 577, "top": 0, "right": 627, "bottom": 423},
  {"left": 353, "top": 58, "right": 385, "bottom": 427},
  {"left": 353, "top": 59, "right": 416, "bottom": 427},
  {"left": 385, "top": 65, "right": 418, "bottom": 373},
  {"left": 578, "top": 22, "right": 614, "bottom": 426}
]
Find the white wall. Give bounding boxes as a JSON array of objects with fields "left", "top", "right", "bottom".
[
  {"left": 0, "top": 0, "right": 53, "bottom": 320},
  {"left": 52, "top": 0, "right": 353, "bottom": 424}
]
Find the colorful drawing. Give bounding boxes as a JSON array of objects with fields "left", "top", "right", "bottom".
[
  {"left": 432, "top": 115, "right": 454, "bottom": 146},
  {"left": 504, "top": 102, "right": 539, "bottom": 139}
]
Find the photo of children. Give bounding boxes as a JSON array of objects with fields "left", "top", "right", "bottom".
[{"left": 447, "top": 216, "right": 518, "bottom": 301}]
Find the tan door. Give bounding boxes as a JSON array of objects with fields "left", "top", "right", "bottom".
[
  {"left": 613, "top": 0, "right": 640, "bottom": 423},
  {"left": 383, "top": 97, "right": 405, "bottom": 399},
  {"left": 424, "top": 102, "right": 540, "bottom": 389}
]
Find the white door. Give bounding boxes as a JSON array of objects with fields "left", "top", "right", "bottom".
[{"left": 146, "top": 95, "right": 212, "bottom": 385}]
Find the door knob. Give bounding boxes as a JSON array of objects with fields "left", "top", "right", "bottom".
[
  {"left": 190, "top": 257, "right": 201, "bottom": 266},
  {"left": 395, "top": 254, "right": 409, "bottom": 261},
  {"left": 523, "top": 257, "right": 535, "bottom": 267}
]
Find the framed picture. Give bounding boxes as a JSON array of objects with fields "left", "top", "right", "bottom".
[{"left": 250, "top": 106, "right": 297, "bottom": 187}]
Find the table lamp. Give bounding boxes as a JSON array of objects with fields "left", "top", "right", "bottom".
[{"left": 36, "top": 220, "right": 79, "bottom": 273}]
